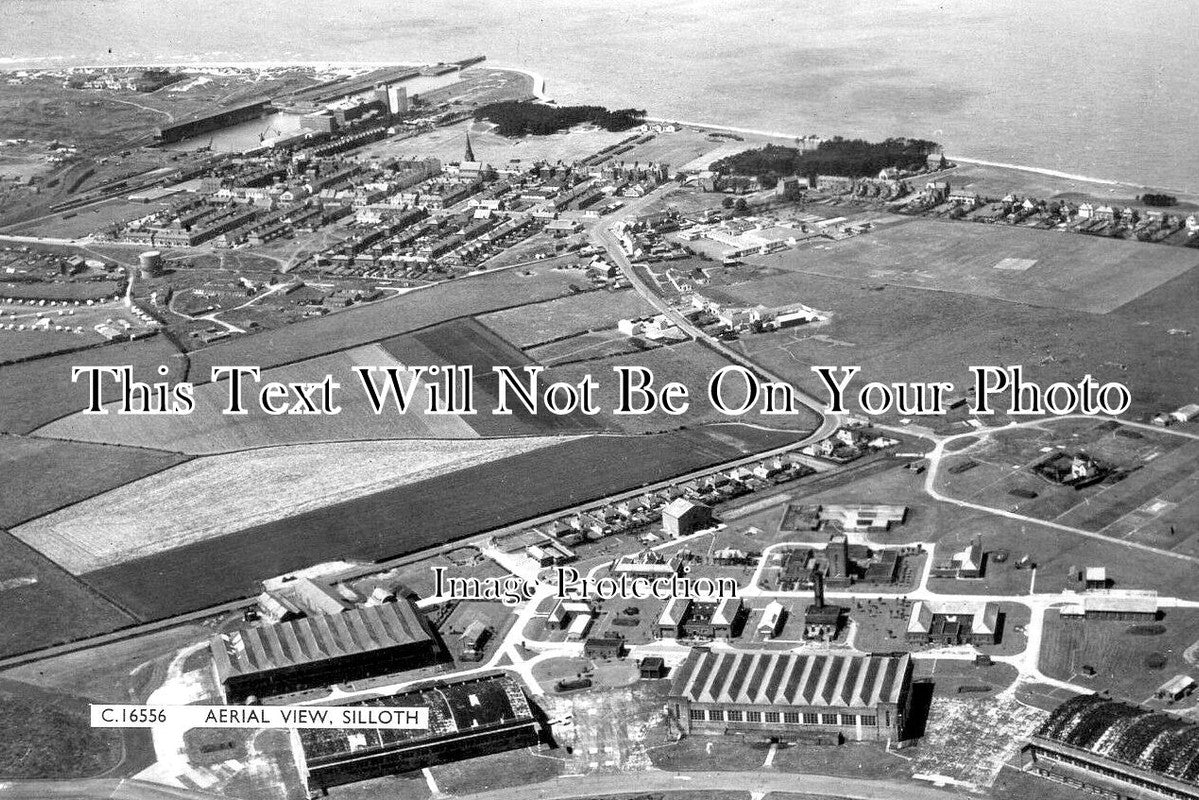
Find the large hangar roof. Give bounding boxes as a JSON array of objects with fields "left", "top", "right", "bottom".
[
  {"left": 211, "top": 598, "right": 432, "bottom": 682},
  {"left": 669, "top": 649, "right": 909, "bottom": 708}
]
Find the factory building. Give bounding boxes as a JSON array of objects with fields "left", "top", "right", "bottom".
[
  {"left": 1022, "top": 693, "right": 1199, "bottom": 800},
  {"left": 210, "top": 598, "right": 439, "bottom": 703},
  {"left": 669, "top": 649, "right": 913, "bottom": 742},
  {"left": 299, "top": 672, "right": 542, "bottom": 793}
]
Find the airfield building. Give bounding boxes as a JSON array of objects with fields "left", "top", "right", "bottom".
[
  {"left": 211, "top": 598, "right": 439, "bottom": 702},
  {"left": 299, "top": 672, "right": 542, "bottom": 793},
  {"left": 662, "top": 498, "right": 712, "bottom": 537},
  {"left": 669, "top": 649, "right": 913, "bottom": 742},
  {"left": 657, "top": 596, "right": 744, "bottom": 640},
  {"left": 906, "top": 599, "right": 1000, "bottom": 646},
  {"left": 1022, "top": 693, "right": 1199, "bottom": 800}
]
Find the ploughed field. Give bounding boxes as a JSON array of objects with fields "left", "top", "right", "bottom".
[{"left": 80, "top": 425, "right": 804, "bottom": 618}]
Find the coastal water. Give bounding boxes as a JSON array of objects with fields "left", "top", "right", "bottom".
[{"left": 1, "top": 0, "right": 1195, "bottom": 191}]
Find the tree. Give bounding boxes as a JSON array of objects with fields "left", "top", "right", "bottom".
[
  {"left": 734, "top": 198, "right": 749, "bottom": 215},
  {"left": 721, "top": 196, "right": 734, "bottom": 209}
]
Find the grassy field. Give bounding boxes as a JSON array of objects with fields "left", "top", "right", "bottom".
[
  {"left": 725, "top": 246, "right": 1199, "bottom": 421},
  {"left": 80, "top": 425, "right": 805, "bottom": 618},
  {"left": 0, "top": 531, "right": 136, "bottom": 656},
  {"left": 36, "top": 342, "right": 481, "bottom": 452},
  {"left": 478, "top": 288, "right": 656, "bottom": 348},
  {"left": 0, "top": 279, "right": 122, "bottom": 301},
  {"left": 185, "top": 267, "right": 596, "bottom": 382},
  {"left": 527, "top": 330, "right": 658, "bottom": 365},
  {"left": 0, "top": 677, "right": 123, "bottom": 778},
  {"left": 0, "top": 329, "right": 93, "bottom": 363},
  {"left": 752, "top": 217, "right": 1198, "bottom": 313},
  {"left": 13, "top": 436, "right": 574, "bottom": 575},
  {"left": 0, "top": 333, "right": 185, "bottom": 434},
  {"left": 1039, "top": 608, "right": 1199, "bottom": 703},
  {"left": 0, "top": 434, "right": 188, "bottom": 529},
  {"left": 936, "top": 422, "right": 1199, "bottom": 557}
]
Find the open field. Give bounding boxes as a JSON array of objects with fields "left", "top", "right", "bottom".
[
  {"left": 936, "top": 421, "right": 1199, "bottom": 557},
  {"left": 0, "top": 297, "right": 159, "bottom": 364},
  {"left": 0, "top": 531, "right": 136, "bottom": 656},
  {"left": 80, "top": 425, "right": 805, "bottom": 618},
  {"left": 379, "top": 317, "right": 600, "bottom": 437},
  {"left": 184, "top": 266, "right": 595, "bottom": 381},
  {"left": 0, "top": 333, "right": 185, "bottom": 434},
  {"left": 0, "top": 677, "right": 123, "bottom": 778},
  {"left": 751, "top": 217, "right": 1198, "bottom": 314},
  {"left": 478, "top": 288, "right": 656, "bottom": 348},
  {"left": 723, "top": 247, "right": 1199, "bottom": 421},
  {"left": 13, "top": 436, "right": 574, "bottom": 574},
  {"left": 527, "top": 329, "right": 657, "bottom": 365},
  {"left": 0, "top": 279, "right": 122, "bottom": 301},
  {"left": 0, "top": 435, "right": 188, "bottom": 529},
  {"left": 1039, "top": 608, "right": 1199, "bottom": 704},
  {"left": 0, "top": 329, "right": 92, "bottom": 362},
  {"left": 35, "top": 342, "right": 480, "bottom": 452},
  {"left": 546, "top": 340, "right": 819, "bottom": 434}
]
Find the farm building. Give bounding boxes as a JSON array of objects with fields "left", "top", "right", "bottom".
[
  {"left": 669, "top": 649, "right": 913, "bottom": 742},
  {"left": 299, "top": 672, "right": 542, "bottom": 793},
  {"left": 906, "top": 599, "right": 1000, "bottom": 646},
  {"left": 1059, "top": 590, "right": 1158, "bottom": 621},
  {"left": 1021, "top": 693, "right": 1199, "bottom": 800},
  {"left": 657, "top": 596, "right": 744, "bottom": 640},
  {"left": 662, "top": 498, "right": 713, "bottom": 537},
  {"left": 210, "top": 598, "right": 439, "bottom": 703}
]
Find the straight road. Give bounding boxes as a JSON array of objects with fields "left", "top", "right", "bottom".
[{"left": 450, "top": 770, "right": 960, "bottom": 800}]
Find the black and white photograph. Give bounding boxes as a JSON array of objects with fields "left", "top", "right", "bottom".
[{"left": 0, "top": 3, "right": 1196, "bottom": 799}]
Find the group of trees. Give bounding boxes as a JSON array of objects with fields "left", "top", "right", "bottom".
[
  {"left": 712, "top": 136, "right": 941, "bottom": 187},
  {"left": 1139, "top": 193, "right": 1178, "bottom": 207},
  {"left": 474, "top": 102, "right": 647, "bottom": 137}
]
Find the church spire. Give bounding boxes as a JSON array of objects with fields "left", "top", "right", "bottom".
[{"left": 464, "top": 130, "right": 475, "bottom": 162}]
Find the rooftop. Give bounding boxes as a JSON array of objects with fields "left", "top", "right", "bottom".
[
  {"left": 211, "top": 598, "right": 433, "bottom": 681},
  {"left": 669, "top": 649, "right": 909, "bottom": 708}
]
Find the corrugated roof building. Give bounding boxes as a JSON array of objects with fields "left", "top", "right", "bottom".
[
  {"left": 668, "top": 649, "right": 913, "bottom": 742},
  {"left": 210, "top": 598, "right": 439, "bottom": 702},
  {"left": 1022, "top": 693, "right": 1199, "bottom": 800}
]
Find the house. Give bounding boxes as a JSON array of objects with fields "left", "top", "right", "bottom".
[
  {"left": 1170, "top": 403, "right": 1199, "bottom": 424},
  {"left": 657, "top": 596, "right": 743, "bottom": 640}
]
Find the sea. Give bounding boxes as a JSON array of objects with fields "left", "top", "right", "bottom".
[{"left": 0, "top": 0, "right": 1195, "bottom": 192}]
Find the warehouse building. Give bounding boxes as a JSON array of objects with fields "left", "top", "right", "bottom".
[
  {"left": 299, "top": 672, "right": 542, "bottom": 793},
  {"left": 210, "top": 598, "right": 439, "bottom": 702},
  {"left": 669, "top": 649, "right": 913, "bottom": 742},
  {"left": 1022, "top": 693, "right": 1199, "bottom": 800},
  {"left": 1060, "top": 590, "right": 1159, "bottom": 621}
]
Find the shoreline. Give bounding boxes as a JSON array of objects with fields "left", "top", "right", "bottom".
[
  {"left": 646, "top": 116, "right": 1196, "bottom": 198},
  {"left": 1, "top": 58, "right": 1191, "bottom": 198}
]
